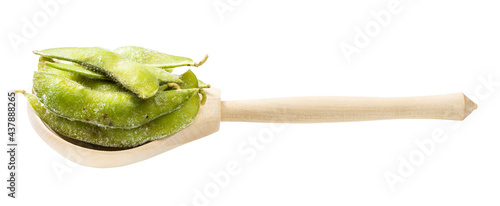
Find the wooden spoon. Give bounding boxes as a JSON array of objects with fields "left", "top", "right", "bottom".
[{"left": 27, "top": 88, "right": 477, "bottom": 168}]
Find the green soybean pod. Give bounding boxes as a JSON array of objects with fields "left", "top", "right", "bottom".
[
  {"left": 44, "top": 59, "right": 178, "bottom": 85},
  {"left": 178, "top": 69, "right": 207, "bottom": 105},
  {"left": 33, "top": 72, "right": 198, "bottom": 128},
  {"left": 34, "top": 47, "right": 182, "bottom": 99},
  {"left": 114, "top": 46, "right": 207, "bottom": 71},
  {"left": 38, "top": 59, "right": 126, "bottom": 93},
  {"left": 24, "top": 92, "right": 200, "bottom": 147},
  {"left": 45, "top": 61, "right": 108, "bottom": 80}
]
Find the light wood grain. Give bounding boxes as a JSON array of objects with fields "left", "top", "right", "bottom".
[{"left": 221, "top": 93, "right": 477, "bottom": 122}]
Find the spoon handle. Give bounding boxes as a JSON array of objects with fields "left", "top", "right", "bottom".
[{"left": 220, "top": 93, "right": 477, "bottom": 123}]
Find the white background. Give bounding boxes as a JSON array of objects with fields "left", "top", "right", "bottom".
[{"left": 1, "top": 0, "right": 499, "bottom": 205}]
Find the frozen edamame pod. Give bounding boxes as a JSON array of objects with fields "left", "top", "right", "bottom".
[
  {"left": 38, "top": 59, "right": 126, "bottom": 93},
  {"left": 114, "top": 46, "right": 207, "bottom": 71},
  {"left": 45, "top": 61, "right": 108, "bottom": 80},
  {"left": 178, "top": 69, "right": 207, "bottom": 105},
  {"left": 34, "top": 47, "right": 182, "bottom": 99},
  {"left": 45, "top": 59, "right": 177, "bottom": 85},
  {"left": 148, "top": 66, "right": 185, "bottom": 83},
  {"left": 24, "top": 92, "right": 200, "bottom": 147},
  {"left": 44, "top": 59, "right": 211, "bottom": 90},
  {"left": 179, "top": 69, "right": 199, "bottom": 89},
  {"left": 33, "top": 72, "right": 198, "bottom": 128}
]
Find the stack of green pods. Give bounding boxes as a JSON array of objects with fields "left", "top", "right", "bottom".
[{"left": 24, "top": 46, "right": 210, "bottom": 148}]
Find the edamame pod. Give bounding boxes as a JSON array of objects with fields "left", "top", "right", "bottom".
[
  {"left": 198, "top": 79, "right": 210, "bottom": 88},
  {"left": 178, "top": 69, "right": 207, "bottom": 105},
  {"left": 25, "top": 92, "right": 200, "bottom": 147},
  {"left": 43, "top": 59, "right": 211, "bottom": 90},
  {"left": 114, "top": 46, "right": 206, "bottom": 71},
  {"left": 45, "top": 61, "right": 108, "bottom": 80},
  {"left": 44, "top": 59, "right": 178, "bottom": 85},
  {"left": 38, "top": 59, "right": 126, "bottom": 93},
  {"left": 34, "top": 47, "right": 182, "bottom": 99},
  {"left": 33, "top": 72, "right": 198, "bottom": 128}
]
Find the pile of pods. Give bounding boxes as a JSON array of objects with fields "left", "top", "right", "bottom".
[{"left": 22, "top": 46, "right": 209, "bottom": 148}]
